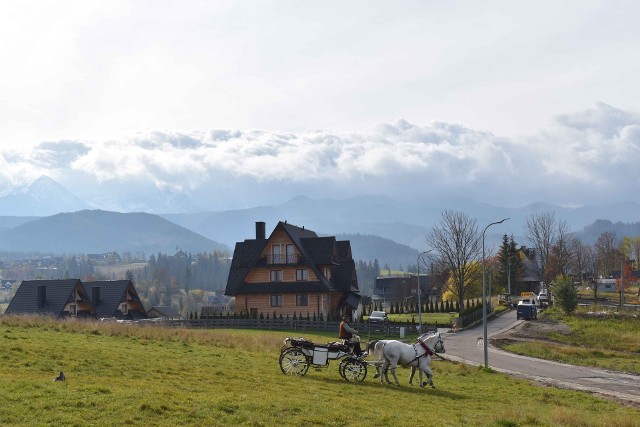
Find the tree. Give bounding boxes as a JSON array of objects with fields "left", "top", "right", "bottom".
[
  {"left": 426, "top": 210, "right": 482, "bottom": 313},
  {"left": 553, "top": 274, "right": 577, "bottom": 314},
  {"left": 497, "top": 234, "right": 523, "bottom": 295},
  {"left": 525, "top": 210, "right": 559, "bottom": 286},
  {"left": 594, "top": 231, "right": 620, "bottom": 278},
  {"left": 569, "top": 237, "right": 590, "bottom": 285},
  {"left": 547, "top": 220, "right": 571, "bottom": 279}
]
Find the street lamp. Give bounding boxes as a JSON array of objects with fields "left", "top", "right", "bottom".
[
  {"left": 417, "top": 250, "right": 433, "bottom": 331},
  {"left": 507, "top": 255, "right": 514, "bottom": 296},
  {"left": 482, "top": 218, "right": 509, "bottom": 368}
]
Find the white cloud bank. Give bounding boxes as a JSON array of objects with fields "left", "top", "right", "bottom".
[{"left": 0, "top": 103, "right": 638, "bottom": 211}]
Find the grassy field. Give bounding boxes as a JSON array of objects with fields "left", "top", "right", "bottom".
[
  {"left": 500, "top": 307, "right": 640, "bottom": 374},
  {"left": 0, "top": 316, "right": 638, "bottom": 427}
]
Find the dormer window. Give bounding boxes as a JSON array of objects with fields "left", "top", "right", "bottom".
[
  {"left": 286, "top": 244, "right": 296, "bottom": 263},
  {"left": 120, "top": 303, "right": 128, "bottom": 314},
  {"left": 324, "top": 267, "right": 331, "bottom": 280},
  {"left": 270, "top": 245, "right": 282, "bottom": 264}
]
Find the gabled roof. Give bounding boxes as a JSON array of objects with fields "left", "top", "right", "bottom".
[
  {"left": 5, "top": 279, "right": 85, "bottom": 317},
  {"left": 85, "top": 280, "right": 146, "bottom": 319},
  {"left": 225, "top": 221, "right": 359, "bottom": 296}
]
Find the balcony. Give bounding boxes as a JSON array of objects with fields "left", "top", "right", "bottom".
[{"left": 267, "top": 254, "right": 300, "bottom": 264}]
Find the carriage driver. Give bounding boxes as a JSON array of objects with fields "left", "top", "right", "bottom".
[{"left": 339, "top": 315, "right": 365, "bottom": 357}]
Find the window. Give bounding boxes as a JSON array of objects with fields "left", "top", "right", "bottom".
[
  {"left": 286, "top": 244, "right": 295, "bottom": 263},
  {"left": 271, "top": 295, "right": 283, "bottom": 307},
  {"left": 120, "top": 303, "right": 128, "bottom": 314},
  {"left": 296, "top": 294, "right": 308, "bottom": 306},
  {"left": 271, "top": 245, "right": 282, "bottom": 263},
  {"left": 324, "top": 267, "right": 331, "bottom": 280},
  {"left": 296, "top": 269, "right": 308, "bottom": 281},
  {"left": 270, "top": 270, "right": 283, "bottom": 282},
  {"left": 69, "top": 304, "right": 76, "bottom": 315}
]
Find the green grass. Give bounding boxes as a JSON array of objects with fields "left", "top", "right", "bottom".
[
  {"left": 501, "top": 307, "right": 640, "bottom": 374},
  {"left": 0, "top": 316, "right": 638, "bottom": 427}
]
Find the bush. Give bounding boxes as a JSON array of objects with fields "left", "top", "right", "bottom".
[{"left": 554, "top": 274, "right": 578, "bottom": 314}]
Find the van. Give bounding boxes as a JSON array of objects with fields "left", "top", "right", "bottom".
[{"left": 516, "top": 302, "right": 537, "bottom": 320}]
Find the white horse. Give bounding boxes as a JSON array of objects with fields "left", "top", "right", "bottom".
[
  {"left": 379, "top": 332, "right": 445, "bottom": 388},
  {"left": 366, "top": 339, "right": 418, "bottom": 381}
]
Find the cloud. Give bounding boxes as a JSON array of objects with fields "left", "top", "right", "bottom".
[{"left": 0, "top": 103, "right": 638, "bottom": 210}]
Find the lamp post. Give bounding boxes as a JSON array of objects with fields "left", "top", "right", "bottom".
[
  {"left": 482, "top": 218, "right": 509, "bottom": 368},
  {"left": 507, "top": 255, "right": 513, "bottom": 296},
  {"left": 417, "top": 250, "right": 433, "bottom": 331}
]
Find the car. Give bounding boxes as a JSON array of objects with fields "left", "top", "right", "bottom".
[
  {"left": 538, "top": 292, "right": 549, "bottom": 307},
  {"left": 516, "top": 302, "right": 538, "bottom": 320},
  {"left": 368, "top": 310, "right": 389, "bottom": 324}
]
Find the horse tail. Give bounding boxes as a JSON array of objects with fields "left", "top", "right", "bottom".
[{"left": 367, "top": 339, "right": 379, "bottom": 355}]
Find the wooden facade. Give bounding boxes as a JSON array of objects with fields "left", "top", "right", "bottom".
[{"left": 225, "top": 221, "right": 360, "bottom": 320}]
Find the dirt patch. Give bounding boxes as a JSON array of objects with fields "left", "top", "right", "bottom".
[{"left": 491, "top": 315, "right": 570, "bottom": 346}]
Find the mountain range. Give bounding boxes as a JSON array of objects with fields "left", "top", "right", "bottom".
[{"left": 1, "top": 177, "right": 639, "bottom": 268}]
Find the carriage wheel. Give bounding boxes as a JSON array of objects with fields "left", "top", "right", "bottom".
[
  {"left": 279, "top": 348, "right": 310, "bottom": 376},
  {"left": 338, "top": 358, "right": 350, "bottom": 378},
  {"left": 342, "top": 359, "right": 367, "bottom": 382}
]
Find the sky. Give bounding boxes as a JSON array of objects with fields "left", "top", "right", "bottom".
[{"left": 1, "top": 0, "right": 639, "bottom": 211}]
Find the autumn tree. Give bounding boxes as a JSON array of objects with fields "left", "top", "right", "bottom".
[{"left": 426, "top": 210, "right": 482, "bottom": 313}]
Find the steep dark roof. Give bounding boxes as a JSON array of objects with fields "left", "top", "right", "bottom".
[
  {"left": 301, "top": 236, "right": 336, "bottom": 265},
  {"left": 5, "top": 279, "right": 85, "bottom": 317},
  {"left": 333, "top": 240, "right": 359, "bottom": 293},
  {"left": 225, "top": 221, "right": 360, "bottom": 297},
  {"left": 85, "top": 280, "right": 146, "bottom": 319},
  {"left": 225, "top": 240, "right": 267, "bottom": 295}
]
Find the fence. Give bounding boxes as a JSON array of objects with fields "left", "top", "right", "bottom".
[
  {"left": 454, "top": 303, "right": 493, "bottom": 329},
  {"left": 159, "top": 318, "right": 439, "bottom": 335}
]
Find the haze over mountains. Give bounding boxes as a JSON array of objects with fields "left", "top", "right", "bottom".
[{"left": 0, "top": 177, "right": 638, "bottom": 268}]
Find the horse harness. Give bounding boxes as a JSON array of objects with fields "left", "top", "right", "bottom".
[{"left": 409, "top": 338, "right": 434, "bottom": 363}]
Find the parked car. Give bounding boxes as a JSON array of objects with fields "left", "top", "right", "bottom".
[
  {"left": 538, "top": 292, "right": 549, "bottom": 307},
  {"left": 516, "top": 302, "right": 538, "bottom": 320},
  {"left": 368, "top": 310, "right": 389, "bottom": 324}
]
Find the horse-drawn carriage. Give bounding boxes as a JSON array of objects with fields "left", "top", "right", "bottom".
[
  {"left": 279, "top": 332, "right": 446, "bottom": 387},
  {"left": 279, "top": 337, "right": 369, "bottom": 382}
]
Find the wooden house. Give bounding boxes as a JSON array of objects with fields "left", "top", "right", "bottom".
[
  {"left": 225, "top": 221, "right": 360, "bottom": 320},
  {"left": 5, "top": 279, "right": 95, "bottom": 318},
  {"left": 85, "top": 280, "right": 147, "bottom": 320}
]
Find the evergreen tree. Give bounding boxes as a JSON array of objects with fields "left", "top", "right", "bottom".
[{"left": 554, "top": 274, "right": 578, "bottom": 314}]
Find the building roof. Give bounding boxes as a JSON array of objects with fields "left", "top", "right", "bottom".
[
  {"left": 5, "top": 279, "right": 85, "bottom": 317},
  {"left": 85, "top": 280, "right": 145, "bottom": 319},
  {"left": 147, "top": 306, "right": 182, "bottom": 319},
  {"left": 225, "top": 221, "right": 359, "bottom": 298}
]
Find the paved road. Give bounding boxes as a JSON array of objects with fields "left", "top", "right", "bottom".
[{"left": 440, "top": 309, "right": 640, "bottom": 405}]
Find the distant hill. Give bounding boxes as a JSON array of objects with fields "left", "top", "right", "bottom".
[
  {"left": 0, "top": 210, "right": 229, "bottom": 255},
  {"left": 573, "top": 219, "right": 640, "bottom": 245},
  {"left": 336, "top": 233, "right": 418, "bottom": 269}
]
